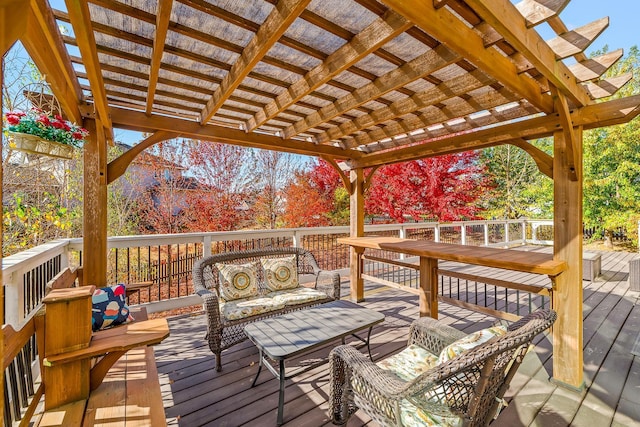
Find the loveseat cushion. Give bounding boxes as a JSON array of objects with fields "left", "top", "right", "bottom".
[
  {"left": 216, "top": 262, "right": 259, "bottom": 301},
  {"left": 261, "top": 256, "right": 299, "bottom": 291},
  {"left": 267, "top": 287, "right": 328, "bottom": 306},
  {"left": 437, "top": 325, "right": 507, "bottom": 364},
  {"left": 220, "top": 296, "right": 285, "bottom": 321},
  {"left": 376, "top": 344, "right": 439, "bottom": 381}
]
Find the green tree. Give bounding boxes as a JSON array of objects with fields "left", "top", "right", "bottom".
[
  {"left": 481, "top": 139, "right": 554, "bottom": 220},
  {"left": 583, "top": 46, "right": 640, "bottom": 247}
]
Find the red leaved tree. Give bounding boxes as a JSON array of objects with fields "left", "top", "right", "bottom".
[
  {"left": 184, "top": 140, "right": 253, "bottom": 231},
  {"left": 365, "top": 152, "right": 489, "bottom": 222}
]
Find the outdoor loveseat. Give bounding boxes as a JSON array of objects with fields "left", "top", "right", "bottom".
[
  {"left": 193, "top": 247, "right": 341, "bottom": 371},
  {"left": 329, "top": 309, "right": 557, "bottom": 426}
]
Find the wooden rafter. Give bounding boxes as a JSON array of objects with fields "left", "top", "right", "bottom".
[
  {"left": 199, "top": 0, "right": 311, "bottom": 125},
  {"left": 343, "top": 81, "right": 518, "bottom": 148},
  {"left": 1, "top": 0, "right": 27, "bottom": 54},
  {"left": 64, "top": 0, "right": 112, "bottom": 139},
  {"left": 244, "top": 10, "right": 413, "bottom": 132},
  {"left": 381, "top": 0, "right": 553, "bottom": 113},
  {"left": 22, "top": 0, "right": 83, "bottom": 124},
  {"left": 515, "top": 0, "right": 569, "bottom": 27},
  {"left": 318, "top": 70, "right": 495, "bottom": 145},
  {"left": 110, "top": 107, "right": 360, "bottom": 160},
  {"left": 546, "top": 17, "right": 608, "bottom": 60},
  {"left": 107, "top": 131, "right": 180, "bottom": 184},
  {"left": 568, "top": 49, "right": 623, "bottom": 83},
  {"left": 464, "top": 0, "right": 592, "bottom": 108},
  {"left": 145, "top": 0, "right": 173, "bottom": 115},
  {"left": 347, "top": 95, "right": 640, "bottom": 169},
  {"left": 583, "top": 74, "right": 632, "bottom": 100},
  {"left": 283, "top": 44, "right": 461, "bottom": 139}
]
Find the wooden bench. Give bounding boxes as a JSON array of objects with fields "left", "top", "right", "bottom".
[{"left": 2, "top": 267, "right": 169, "bottom": 426}]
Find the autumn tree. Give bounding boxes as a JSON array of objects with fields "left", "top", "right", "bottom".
[
  {"left": 282, "top": 169, "right": 332, "bottom": 227},
  {"left": 365, "top": 152, "right": 489, "bottom": 222},
  {"left": 185, "top": 140, "right": 253, "bottom": 231},
  {"left": 252, "top": 149, "right": 299, "bottom": 229}
]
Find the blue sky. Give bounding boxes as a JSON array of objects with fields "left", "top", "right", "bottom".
[{"left": 46, "top": 0, "right": 639, "bottom": 146}]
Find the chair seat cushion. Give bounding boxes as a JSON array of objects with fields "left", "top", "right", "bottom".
[
  {"left": 376, "top": 344, "right": 439, "bottom": 381},
  {"left": 220, "top": 296, "right": 285, "bottom": 321},
  {"left": 267, "top": 287, "right": 328, "bottom": 306},
  {"left": 399, "top": 400, "right": 462, "bottom": 427},
  {"left": 437, "top": 325, "right": 507, "bottom": 364}
]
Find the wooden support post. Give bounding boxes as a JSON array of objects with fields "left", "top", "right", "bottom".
[
  {"left": 83, "top": 118, "right": 108, "bottom": 287},
  {"left": 349, "top": 168, "right": 365, "bottom": 302},
  {"left": 419, "top": 257, "right": 438, "bottom": 319},
  {"left": 552, "top": 127, "right": 585, "bottom": 390}
]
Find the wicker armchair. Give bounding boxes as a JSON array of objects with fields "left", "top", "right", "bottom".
[
  {"left": 329, "top": 309, "right": 557, "bottom": 426},
  {"left": 193, "top": 247, "right": 341, "bottom": 371}
]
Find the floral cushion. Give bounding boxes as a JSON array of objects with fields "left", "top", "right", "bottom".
[
  {"left": 91, "top": 284, "right": 134, "bottom": 332},
  {"left": 438, "top": 326, "right": 507, "bottom": 364},
  {"left": 261, "top": 256, "right": 299, "bottom": 291},
  {"left": 399, "top": 400, "right": 462, "bottom": 427},
  {"left": 220, "top": 296, "right": 285, "bottom": 321},
  {"left": 267, "top": 287, "right": 328, "bottom": 306},
  {"left": 376, "top": 344, "right": 439, "bottom": 381},
  {"left": 216, "top": 262, "right": 258, "bottom": 301}
]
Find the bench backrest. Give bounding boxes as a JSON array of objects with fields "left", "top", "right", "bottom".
[{"left": 193, "top": 247, "right": 321, "bottom": 295}]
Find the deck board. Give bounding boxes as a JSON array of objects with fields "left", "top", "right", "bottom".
[{"left": 153, "top": 248, "right": 640, "bottom": 426}]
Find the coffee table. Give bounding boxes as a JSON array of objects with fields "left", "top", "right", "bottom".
[{"left": 243, "top": 299, "right": 385, "bottom": 425}]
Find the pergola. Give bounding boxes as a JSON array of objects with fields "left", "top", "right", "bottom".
[{"left": 2, "top": 0, "right": 639, "bottom": 394}]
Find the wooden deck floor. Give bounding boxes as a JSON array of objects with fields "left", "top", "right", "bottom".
[{"left": 154, "top": 248, "right": 640, "bottom": 426}]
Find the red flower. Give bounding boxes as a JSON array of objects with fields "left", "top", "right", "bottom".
[
  {"left": 6, "top": 114, "right": 21, "bottom": 125},
  {"left": 37, "top": 115, "right": 51, "bottom": 125},
  {"left": 72, "top": 131, "right": 84, "bottom": 140}
]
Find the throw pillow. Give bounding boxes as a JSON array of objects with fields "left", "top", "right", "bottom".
[
  {"left": 261, "top": 256, "right": 299, "bottom": 291},
  {"left": 92, "top": 284, "right": 134, "bottom": 332},
  {"left": 437, "top": 325, "right": 507, "bottom": 364},
  {"left": 215, "top": 262, "right": 259, "bottom": 301}
]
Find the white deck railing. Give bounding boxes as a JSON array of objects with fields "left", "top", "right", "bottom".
[{"left": 3, "top": 219, "right": 552, "bottom": 325}]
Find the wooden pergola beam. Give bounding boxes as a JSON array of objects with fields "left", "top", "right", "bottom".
[
  {"left": 551, "top": 86, "right": 578, "bottom": 181},
  {"left": 380, "top": 0, "right": 554, "bottom": 113},
  {"left": 64, "top": 0, "right": 113, "bottom": 140},
  {"left": 145, "top": 0, "right": 173, "bottom": 115},
  {"left": 348, "top": 94, "right": 640, "bottom": 169},
  {"left": 568, "top": 49, "right": 623, "bottom": 82},
  {"left": 320, "top": 156, "right": 352, "bottom": 194},
  {"left": 109, "top": 107, "right": 360, "bottom": 160},
  {"left": 515, "top": 0, "right": 570, "bottom": 27},
  {"left": 199, "top": 0, "right": 311, "bottom": 125},
  {"left": 464, "top": 0, "right": 592, "bottom": 107},
  {"left": 244, "top": 9, "right": 413, "bottom": 132},
  {"left": 1, "top": 0, "right": 27, "bottom": 54},
  {"left": 22, "top": 0, "right": 83, "bottom": 124}
]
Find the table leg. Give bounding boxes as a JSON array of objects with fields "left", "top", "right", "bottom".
[
  {"left": 365, "top": 326, "right": 374, "bottom": 360},
  {"left": 277, "top": 360, "right": 285, "bottom": 426},
  {"left": 251, "top": 349, "right": 264, "bottom": 388}
]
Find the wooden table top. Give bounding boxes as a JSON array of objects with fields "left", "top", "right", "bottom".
[
  {"left": 243, "top": 300, "right": 385, "bottom": 360},
  {"left": 338, "top": 236, "right": 567, "bottom": 276}
]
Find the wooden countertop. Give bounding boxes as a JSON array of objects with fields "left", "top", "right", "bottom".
[{"left": 338, "top": 236, "right": 567, "bottom": 276}]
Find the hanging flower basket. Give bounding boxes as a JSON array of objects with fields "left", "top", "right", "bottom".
[
  {"left": 3, "top": 108, "right": 87, "bottom": 160},
  {"left": 8, "top": 131, "right": 76, "bottom": 159}
]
